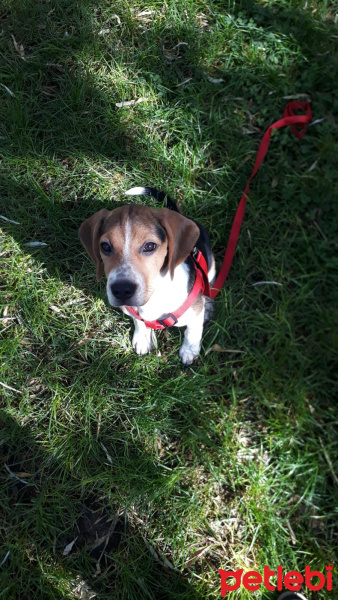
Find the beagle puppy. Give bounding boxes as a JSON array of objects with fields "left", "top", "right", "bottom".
[{"left": 79, "top": 187, "right": 215, "bottom": 364}]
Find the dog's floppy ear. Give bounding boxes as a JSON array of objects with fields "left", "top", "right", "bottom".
[
  {"left": 157, "top": 208, "right": 200, "bottom": 278},
  {"left": 79, "top": 209, "right": 110, "bottom": 282}
]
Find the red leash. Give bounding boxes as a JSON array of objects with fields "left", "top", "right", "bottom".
[
  {"left": 126, "top": 102, "right": 313, "bottom": 329},
  {"left": 206, "top": 101, "right": 313, "bottom": 298}
]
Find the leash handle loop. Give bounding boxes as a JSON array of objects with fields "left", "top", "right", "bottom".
[{"left": 209, "top": 101, "right": 313, "bottom": 299}]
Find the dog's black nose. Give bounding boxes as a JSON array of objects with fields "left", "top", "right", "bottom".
[{"left": 110, "top": 280, "right": 137, "bottom": 303}]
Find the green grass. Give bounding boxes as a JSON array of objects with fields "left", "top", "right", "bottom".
[{"left": 0, "top": 0, "right": 337, "bottom": 598}]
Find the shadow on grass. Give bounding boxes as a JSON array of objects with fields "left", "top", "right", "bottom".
[
  {"left": 1, "top": 1, "right": 337, "bottom": 596},
  {"left": 0, "top": 410, "right": 209, "bottom": 600}
]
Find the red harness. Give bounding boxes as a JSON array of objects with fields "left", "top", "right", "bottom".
[{"left": 126, "top": 102, "right": 313, "bottom": 330}]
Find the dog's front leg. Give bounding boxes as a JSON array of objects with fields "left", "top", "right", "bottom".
[
  {"left": 179, "top": 308, "right": 205, "bottom": 365},
  {"left": 132, "top": 318, "right": 155, "bottom": 355}
]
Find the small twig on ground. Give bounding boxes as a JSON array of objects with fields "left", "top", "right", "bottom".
[
  {"left": 115, "top": 97, "right": 151, "bottom": 107},
  {"left": 0, "top": 381, "right": 22, "bottom": 394},
  {"left": 319, "top": 438, "right": 338, "bottom": 486}
]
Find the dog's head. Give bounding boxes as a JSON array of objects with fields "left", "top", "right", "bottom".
[{"left": 79, "top": 205, "right": 199, "bottom": 307}]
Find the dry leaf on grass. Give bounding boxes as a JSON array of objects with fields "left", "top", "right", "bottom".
[
  {"left": 0, "top": 381, "right": 22, "bottom": 394},
  {"left": 283, "top": 93, "right": 311, "bottom": 101},
  {"left": 184, "top": 545, "right": 212, "bottom": 568},
  {"left": 0, "top": 552, "right": 10, "bottom": 567},
  {"left": 250, "top": 281, "right": 282, "bottom": 287},
  {"left": 307, "top": 159, "right": 319, "bottom": 172},
  {"left": 0, "top": 84, "right": 16, "bottom": 97},
  {"left": 286, "top": 519, "right": 297, "bottom": 545},
  {"left": 111, "top": 14, "right": 121, "bottom": 25},
  {"left": 25, "top": 241, "right": 48, "bottom": 247},
  {"left": 50, "top": 305, "right": 61, "bottom": 314},
  {"left": 176, "top": 77, "right": 193, "bottom": 87},
  {"left": 0, "top": 215, "right": 20, "bottom": 224},
  {"left": 142, "top": 536, "right": 179, "bottom": 572},
  {"left": 62, "top": 537, "right": 78, "bottom": 556},
  {"left": 115, "top": 97, "right": 150, "bottom": 107},
  {"left": 205, "top": 344, "right": 244, "bottom": 355},
  {"left": 207, "top": 76, "right": 224, "bottom": 83},
  {"left": 5, "top": 464, "right": 31, "bottom": 484},
  {"left": 136, "top": 10, "right": 156, "bottom": 22},
  {"left": 137, "top": 10, "right": 156, "bottom": 17},
  {"left": 11, "top": 34, "right": 25, "bottom": 59},
  {"left": 100, "top": 443, "right": 113, "bottom": 464}
]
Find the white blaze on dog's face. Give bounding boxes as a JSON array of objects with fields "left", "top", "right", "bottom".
[
  {"left": 102, "top": 206, "right": 168, "bottom": 306},
  {"left": 79, "top": 204, "right": 200, "bottom": 308}
]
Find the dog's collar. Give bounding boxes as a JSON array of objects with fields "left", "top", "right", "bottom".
[{"left": 124, "top": 249, "right": 210, "bottom": 330}]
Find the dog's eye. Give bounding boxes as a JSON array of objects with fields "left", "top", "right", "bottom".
[
  {"left": 143, "top": 242, "right": 157, "bottom": 253},
  {"left": 100, "top": 241, "right": 112, "bottom": 254}
]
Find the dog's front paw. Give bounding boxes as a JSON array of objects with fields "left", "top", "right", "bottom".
[
  {"left": 179, "top": 342, "right": 200, "bottom": 365},
  {"left": 132, "top": 330, "right": 155, "bottom": 355}
]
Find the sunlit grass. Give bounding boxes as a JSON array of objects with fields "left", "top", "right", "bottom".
[{"left": 0, "top": 0, "right": 337, "bottom": 598}]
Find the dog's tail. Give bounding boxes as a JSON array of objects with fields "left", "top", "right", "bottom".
[{"left": 125, "top": 186, "right": 178, "bottom": 212}]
